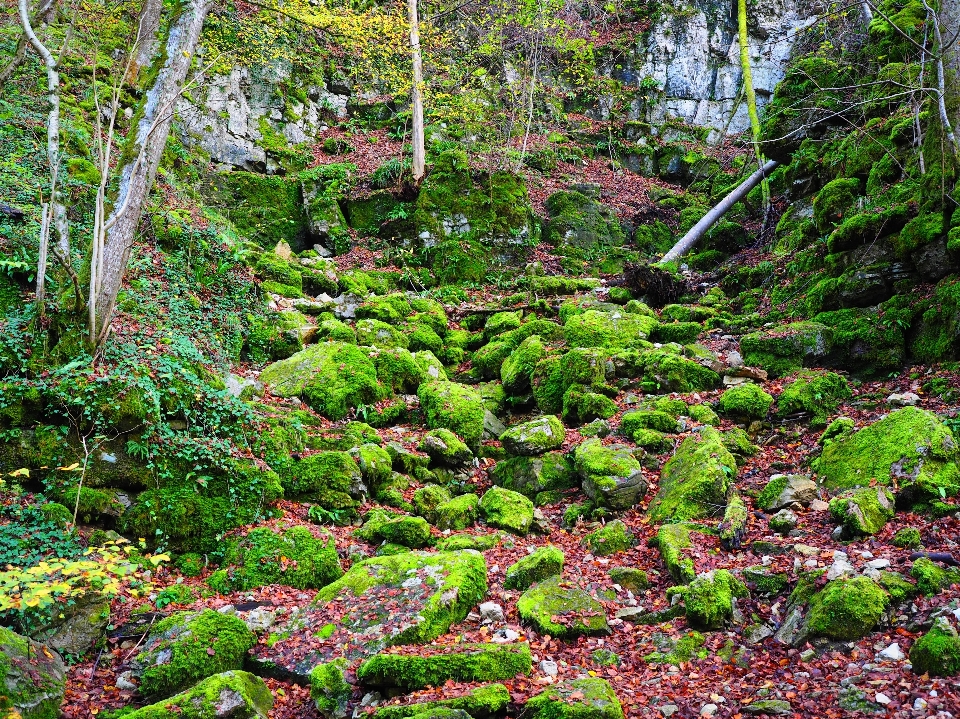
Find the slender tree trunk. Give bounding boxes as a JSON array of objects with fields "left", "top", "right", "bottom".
[
  {"left": 127, "top": 0, "right": 163, "bottom": 85},
  {"left": 737, "top": 0, "right": 770, "bottom": 215},
  {"left": 657, "top": 160, "right": 779, "bottom": 265},
  {"left": 409, "top": 0, "right": 425, "bottom": 182},
  {"left": 920, "top": 0, "right": 959, "bottom": 157},
  {"left": 92, "top": 0, "right": 212, "bottom": 346},
  {"left": 19, "top": 0, "right": 69, "bottom": 260}
]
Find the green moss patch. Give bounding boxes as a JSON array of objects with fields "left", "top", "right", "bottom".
[
  {"left": 517, "top": 576, "right": 610, "bottom": 640},
  {"left": 357, "top": 642, "right": 531, "bottom": 688}
]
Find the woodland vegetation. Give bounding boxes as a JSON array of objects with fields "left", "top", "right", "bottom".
[{"left": 0, "top": 0, "right": 959, "bottom": 718}]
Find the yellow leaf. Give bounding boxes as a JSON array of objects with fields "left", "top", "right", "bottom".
[
  {"left": 150, "top": 554, "right": 171, "bottom": 566},
  {"left": 58, "top": 462, "right": 81, "bottom": 471},
  {"left": 8, "top": 468, "right": 29, "bottom": 477}
]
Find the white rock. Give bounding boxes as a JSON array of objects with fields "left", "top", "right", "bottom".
[
  {"left": 875, "top": 693, "right": 891, "bottom": 705},
  {"left": 867, "top": 558, "right": 891, "bottom": 570},
  {"left": 116, "top": 670, "right": 137, "bottom": 691},
  {"left": 540, "top": 660, "right": 559, "bottom": 676},
  {"left": 479, "top": 601, "right": 505, "bottom": 624},
  {"left": 700, "top": 704, "right": 718, "bottom": 717},
  {"left": 887, "top": 392, "right": 920, "bottom": 407},
  {"left": 491, "top": 628, "right": 520, "bottom": 643},
  {"left": 914, "top": 698, "right": 928, "bottom": 711},
  {"left": 878, "top": 643, "right": 905, "bottom": 661}
]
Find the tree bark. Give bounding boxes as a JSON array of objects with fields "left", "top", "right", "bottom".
[
  {"left": 920, "top": 0, "right": 959, "bottom": 157},
  {"left": 409, "top": 0, "right": 425, "bottom": 182},
  {"left": 128, "top": 0, "right": 163, "bottom": 85},
  {"left": 657, "top": 159, "right": 779, "bottom": 265},
  {"left": 93, "top": 0, "right": 212, "bottom": 345},
  {"left": 738, "top": 0, "right": 770, "bottom": 216}
]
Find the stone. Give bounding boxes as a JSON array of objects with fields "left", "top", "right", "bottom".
[
  {"left": 826, "top": 552, "right": 856, "bottom": 581},
  {"left": 479, "top": 487, "right": 536, "bottom": 535},
  {"left": 504, "top": 546, "right": 564, "bottom": 590},
  {"left": 682, "top": 570, "right": 749, "bottom": 630},
  {"left": 489, "top": 452, "right": 578, "bottom": 499},
  {"left": 829, "top": 486, "right": 896, "bottom": 537},
  {"left": 420, "top": 428, "right": 474, "bottom": 467},
  {"left": 517, "top": 576, "right": 610, "bottom": 640},
  {"left": 0, "top": 627, "right": 66, "bottom": 719},
  {"left": 757, "top": 474, "right": 818, "bottom": 511},
  {"left": 909, "top": 616, "right": 960, "bottom": 676},
  {"left": 123, "top": 670, "right": 273, "bottom": 718},
  {"left": 887, "top": 392, "right": 920, "bottom": 407},
  {"left": 769, "top": 509, "right": 798, "bottom": 535},
  {"left": 539, "top": 660, "right": 559, "bottom": 677},
  {"left": 878, "top": 642, "right": 905, "bottom": 661},
  {"left": 574, "top": 439, "right": 648, "bottom": 510},
  {"left": 582, "top": 520, "right": 635, "bottom": 556},
  {"left": 647, "top": 427, "right": 735, "bottom": 522},
  {"left": 700, "top": 705, "right": 718, "bottom": 717},
  {"left": 500, "top": 415, "right": 566, "bottom": 456},
  {"left": 483, "top": 410, "right": 507, "bottom": 440},
  {"left": 806, "top": 576, "right": 888, "bottom": 641},
  {"left": 743, "top": 700, "right": 792, "bottom": 716},
  {"left": 356, "top": 642, "right": 532, "bottom": 689},
  {"left": 36, "top": 591, "right": 110, "bottom": 655},
  {"left": 524, "top": 678, "right": 623, "bottom": 719},
  {"left": 419, "top": 381, "right": 487, "bottom": 449},
  {"left": 478, "top": 602, "right": 505, "bottom": 623}
]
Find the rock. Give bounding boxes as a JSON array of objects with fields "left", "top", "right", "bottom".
[
  {"left": 887, "top": 391, "right": 920, "bottom": 407},
  {"left": 501, "top": 336, "right": 547, "bottom": 396},
  {"left": 683, "top": 570, "right": 749, "bottom": 630},
  {"left": 582, "top": 520, "right": 635, "bottom": 556},
  {"left": 36, "top": 591, "right": 110, "bottom": 655},
  {"left": 660, "top": 705, "right": 679, "bottom": 718},
  {"left": 768, "top": 509, "right": 797, "bottom": 535},
  {"left": 740, "top": 321, "right": 833, "bottom": 377},
  {"left": 875, "top": 692, "right": 891, "bottom": 706},
  {"left": 357, "top": 642, "right": 532, "bottom": 688},
  {"left": 116, "top": 670, "right": 138, "bottom": 691},
  {"left": 491, "top": 628, "right": 520, "bottom": 643},
  {"left": 500, "top": 415, "right": 566, "bottom": 456},
  {"left": 419, "top": 381, "right": 486, "bottom": 449},
  {"left": 504, "top": 546, "right": 564, "bottom": 590},
  {"left": 243, "top": 607, "right": 277, "bottom": 633},
  {"left": 370, "top": 684, "right": 510, "bottom": 719},
  {"left": 647, "top": 427, "right": 735, "bottom": 522},
  {"left": 700, "top": 705, "right": 718, "bottom": 717},
  {"left": 575, "top": 439, "right": 648, "bottom": 510},
  {"left": 743, "top": 700, "right": 792, "bottom": 716},
  {"left": 777, "top": 370, "right": 851, "bottom": 427},
  {"left": 829, "top": 486, "right": 895, "bottom": 537},
  {"left": 479, "top": 487, "right": 535, "bottom": 535},
  {"left": 0, "top": 627, "right": 66, "bottom": 719},
  {"left": 540, "top": 660, "right": 559, "bottom": 677},
  {"left": 123, "top": 670, "right": 273, "bottom": 719},
  {"left": 131, "top": 610, "right": 257, "bottom": 698},
  {"left": 656, "top": 523, "right": 697, "bottom": 584},
  {"left": 478, "top": 602, "right": 505, "bottom": 624},
  {"left": 807, "top": 576, "right": 888, "bottom": 641},
  {"left": 434, "top": 494, "right": 480, "bottom": 531},
  {"left": 355, "top": 510, "right": 434, "bottom": 548},
  {"left": 609, "top": 567, "right": 649, "bottom": 593},
  {"left": 757, "top": 474, "right": 818, "bottom": 511},
  {"left": 826, "top": 551, "right": 856, "bottom": 580},
  {"left": 716, "top": 383, "right": 774, "bottom": 420},
  {"left": 812, "top": 407, "right": 960, "bottom": 505},
  {"left": 490, "top": 452, "right": 578, "bottom": 499},
  {"left": 309, "top": 659, "right": 351, "bottom": 718},
  {"left": 524, "top": 677, "right": 623, "bottom": 719},
  {"left": 878, "top": 642, "right": 905, "bottom": 661},
  {"left": 809, "top": 499, "right": 830, "bottom": 511},
  {"left": 420, "top": 428, "right": 474, "bottom": 467},
  {"left": 251, "top": 551, "right": 487, "bottom": 680},
  {"left": 483, "top": 410, "right": 507, "bottom": 440},
  {"left": 517, "top": 576, "right": 610, "bottom": 640},
  {"left": 909, "top": 616, "right": 960, "bottom": 676}
]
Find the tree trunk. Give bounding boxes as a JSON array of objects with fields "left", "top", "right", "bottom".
[
  {"left": 128, "top": 0, "right": 163, "bottom": 85},
  {"left": 920, "top": 0, "right": 958, "bottom": 156},
  {"left": 409, "top": 0, "right": 425, "bottom": 182},
  {"left": 93, "top": 0, "right": 211, "bottom": 345},
  {"left": 738, "top": 0, "right": 770, "bottom": 215},
  {"left": 657, "top": 159, "right": 779, "bottom": 265}
]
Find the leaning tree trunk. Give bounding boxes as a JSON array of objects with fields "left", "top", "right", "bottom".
[
  {"left": 657, "top": 159, "right": 779, "bottom": 265},
  {"left": 127, "top": 0, "right": 163, "bottom": 85},
  {"left": 409, "top": 0, "right": 425, "bottom": 182},
  {"left": 92, "top": 0, "right": 211, "bottom": 346}
]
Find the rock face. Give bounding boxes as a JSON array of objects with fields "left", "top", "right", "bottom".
[
  {"left": 0, "top": 627, "right": 66, "bottom": 719},
  {"left": 251, "top": 551, "right": 487, "bottom": 680}
]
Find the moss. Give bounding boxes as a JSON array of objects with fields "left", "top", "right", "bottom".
[
  {"left": 369, "top": 348, "right": 425, "bottom": 394},
  {"left": 564, "top": 310, "right": 657, "bottom": 350},
  {"left": 479, "top": 487, "right": 535, "bottom": 535},
  {"left": 517, "top": 576, "right": 610, "bottom": 640},
  {"left": 358, "top": 642, "right": 531, "bottom": 689},
  {"left": 0, "top": 626, "right": 65, "bottom": 719},
  {"left": 608, "top": 567, "right": 648, "bottom": 593},
  {"left": 419, "top": 381, "right": 486, "bottom": 449},
  {"left": 532, "top": 356, "right": 565, "bottom": 414},
  {"left": 356, "top": 294, "right": 413, "bottom": 323},
  {"left": 434, "top": 533, "right": 501, "bottom": 552},
  {"left": 317, "top": 318, "right": 357, "bottom": 344},
  {"left": 501, "top": 336, "right": 546, "bottom": 396},
  {"left": 651, "top": 322, "right": 701, "bottom": 345},
  {"left": 643, "top": 631, "right": 708, "bottom": 664},
  {"left": 356, "top": 511, "right": 433, "bottom": 548},
  {"left": 357, "top": 319, "right": 410, "bottom": 350},
  {"left": 909, "top": 617, "right": 960, "bottom": 677},
  {"left": 313, "top": 550, "right": 488, "bottom": 645},
  {"left": 894, "top": 212, "right": 944, "bottom": 255},
  {"left": 489, "top": 452, "right": 577, "bottom": 498},
  {"left": 255, "top": 251, "right": 303, "bottom": 293},
  {"left": 420, "top": 428, "right": 474, "bottom": 467},
  {"left": 688, "top": 404, "right": 720, "bottom": 426},
  {"left": 892, "top": 527, "right": 923, "bottom": 549},
  {"left": 777, "top": 370, "right": 851, "bottom": 427},
  {"left": 806, "top": 576, "right": 888, "bottom": 640},
  {"left": 175, "top": 553, "right": 204, "bottom": 578},
  {"left": 373, "top": 684, "right": 510, "bottom": 719},
  {"left": 716, "top": 383, "right": 773, "bottom": 420},
  {"left": 260, "top": 342, "right": 386, "bottom": 421},
  {"left": 135, "top": 610, "right": 256, "bottom": 698},
  {"left": 742, "top": 566, "right": 790, "bottom": 595},
  {"left": 756, "top": 475, "right": 790, "bottom": 511},
  {"left": 504, "top": 546, "right": 565, "bottom": 590},
  {"left": 829, "top": 486, "right": 895, "bottom": 537},
  {"left": 910, "top": 558, "right": 960, "bottom": 596},
  {"left": 582, "top": 520, "right": 634, "bottom": 556},
  {"left": 811, "top": 407, "right": 960, "bottom": 502},
  {"left": 545, "top": 190, "right": 625, "bottom": 253},
  {"left": 683, "top": 569, "right": 749, "bottom": 630},
  {"left": 629, "top": 429, "right": 674, "bottom": 453},
  {"left": 524, "top": 678, "right": 624, "bottom": 719},
  {"left": 811, "top": 307, "right": 907, "bottom": 375},
  {"left": 435, "top": 493, "right": 480, "bottom": 531},
  {"left": 648, "top": 427, "right": 736, "bottom": 523},
  {"left": 813, "top": 178, "right": 862, "bottom": 232},
  {"left": 740, "top": 322, "right": 833, "bottom": 378},
  {"left": 413, "top": 484, "right": 453, "bottom": 523},
  {"left": 155, "top": 584, "right": 197, "bottom": 609},
  {"left": 310, "top": 658, "right": 351, "bottom": 717},
  {"left": 281, "top": 450, "right": 362, "bottom": 503},
  {"left": 500, "top": 415, "right": 566, "bottom": 456},
  {"left": 635, "top": 350, "right": 719, "bottom": 393},
  {"left": 573, "top": 439, "right": 643, "bottom": 509},
  {"left": 122, "top": 670, "right": 273, "bottom": 719},
  {"left": 351, "top": 443, "right": 394, "bottom": 494},
  {"left": 216, "top": 172, "right": 308, "bottom": 248},
  {"left": 213, "top": 526, "right": 342, "bottom": 591},
  {"left": 562, "top": 385, "right": 617, "bottom": 425},
  {"left": 655, "top": 524, "right": 696, "bottom": 584},
  {"left": 878, "top": 571, "right": 918, "bottom": 603},
  {"left": 620, "top": 410, "right": 680, "bottom": 436}
]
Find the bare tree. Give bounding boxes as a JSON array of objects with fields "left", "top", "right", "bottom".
[{"left": 409, "top": 0, "right": 425, "bottom": 182}]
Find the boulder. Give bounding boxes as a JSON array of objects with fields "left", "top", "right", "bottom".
[
  {"left": 420, "top": 428, "right": 474, "bottom": 467},
  {"left": 564, "top": 310, "right": 657, "bottom": 350},
  {"left": 776, "top": 370, "right": 851, "bottom": 427},
  {"left": 806, "top": 576, "right": 888, "bottom": 641},
  {"left": 757, "top": 474, "right": 818, "bottom": 511},
  {"left": 909, "top": 616, "right": 960, "bottom": 677},
  {"left": 716, "top": 383, "right": 774, "bottom": 420},
  {"left": 501, "top": 336, "right": 546, "bottom": 396},
  {"left": 310, "top": 659, "right": 351, "bottom": 718},
  {"left": 479, "top": 487, "right": 535, "bottom": 535},
  {"left": 682, "top": 570, "right": 749, "bottom": 630},
  {"left": 356, "top": 642, "right": 531, "bottom": 688},
  {"left": 812, "top": 407, "right": 960, "bottom": 503},
  {"left": 740, "top": 322, "right": 833, "bottom": 377},
  {"left": 829, "top": 486, "right": 895, "bottom": 537},
  {"left": 123, "top": 671, "right": 272, "bottom": 719},
  {"left": 0, "top": 627, "right": 66, "bottom": 719},
  {"left": 647, "top": 427, "right": 736, "bottom": 523},
  {"left": 582, "top": 520, "right": 634, "bottom": 556},
  {"left": 489, "top": 452, "right": 578, "bottom": 499},
  {"left": 517, "top": 576, "right": 610, "bottom": 640},
  {"left": 574, "top": 439, "right": 647, "bottom": 510},
  {"left": 371, "top": 684, "right": 510, "bottom": 719},
  {"left": 544, "top": 189, "right": 625, "bottom": 254},
  {"left": 434, "top": 493, "right": 480, "bottom": 531},
  {"left": 418, "top": 381, "right": 486, "bottom": 449},
  {"left": 524, "top": 677, "right": 624, "bottom": 719},
  {"left": 36, "top": 591, "right": 110, "bottom": 655},
  {"left": 504, "top": 546, "right": 565, "bottom": 590},
  {"left": 500, "top": 415, "right": 566, "bottom": 456}
]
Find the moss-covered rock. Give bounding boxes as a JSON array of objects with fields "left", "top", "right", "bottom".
[
  {"left": 620, "top": 410, "right": 680, "bottom": 437},
  {"left": 0, "top": 627, "right": 66, "bottom": 719},
  {"left": 309, "top": 658, "right": 351, "bottom": 718},
  {"left": 524, "top": 677, "right": 624, "bottom": 719},
  {"left": 435, "top": 493, "right": 480, "bottom": 531},
  {"left": 814, "top": 178, "right": 862, "bottom": 232},
  {"left": 544, "top": 189, "right": 625, "bottom": 254},
  {"left": 910, "top": 557, "right": 960, "bottom": 596},
  {"left": 357, "top": 319, "right": 410, "bottom": 350},
  {"left": 132, "top": 610, "right": 256, "bottom": 698},
  {"left": 489, "top": 452, "right": 577, "bottom": 498},
  {"left": 562, "top": 385, "right": 617, "bottom": 425},
  {"left": 757, "top": 474, "right": 818, "bottom": 511},
  {"left": 574, "top": 439, "right": 647, "bottom": 510},
  {"left": 892, "top": 527, "right": 923, "bottom": 549},
  {"left": 812, "top": 407, "right": 960, "bottom": 503},
  {"left": 372, "top": 683, "right": 510, "bottom": 719},
  {"left": 909, "top": 617, "right": 960, "bottom": 677},
  {"left": 531, "top": 356, "right": 565, "bottom": 414},
  {"left": 517, "top": 576, "right": 610, "bottom": 640},
  {"left": 777, "top": 370, "right": 851, "bottom": 427},
  {"left": 501, "top": 336, "right": 546, "bottom": 396},
  {"left": 633, "top": 350, "right": 720, "bottom": 393},
  {"left": 479, "top": 487, "right": 535, "bottom": 535},
  {"left": 212, "top": 527, "right": 342, "bottom": 591},
  {"left": 357, "top": 642, "right": 531, "bottom": 688},
  {"left": 655, "top": 524, "right": 696, "bottom": 584},
  {"left": 608, "top": 567, "right": 648, "bottom": 593},
  {"left": 504, "top": 546, "right": 565, "bottom": 590},
  {"left": 564, "top": 310, "right": 657, "bottom": 350},
  {"left": 413, "top": 484, "right": 453, "bottom": 523},
  {"left": 582, "top": 520, "right": 634, "bottom": 556},
  {"left": 260, "top": 342, "right": 386, "bottom": 420},
  {"left": 688, "top": 403, "right": 720, "bottom": 426},
  {"left": 682, "top": 570, "right": 749, "bottom": 630},
  {"left": 419, "top": 381, "right": 486, "bottom": 450},
  {"left": 356, "top": 510, "right": 434, "bottom": 548},
  {"left": 420, "top": 428, "right": 474, "bottom": 467},
  {"left": 716, "top": 383, "right": 774, "bottom": 420},
  {"left": 742, "top": 566, "right": 790, "bottom": 595},
  {"left": 282, "top": 450, "right": 364, "bottom": 506},
  {"left": 500, "top": 415, "right": 566, "bottom": 456},
  {"left": 369, "top": 348, "right": 426, "bottom": 394},
  {"left": 806, "top": 576, "right": 888, "bottom": 640},
  {"left": 829, "top": 486, "right": 895, "bottom": 537},
  {"left": 648, "top": 427, "right": 736, "bottom": 523},
  {"left": 122, "top": 670, "right": 273, "bottom": 719},
  {"left": 740, "top": 322, "right": 833, "bottom": 377}
]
